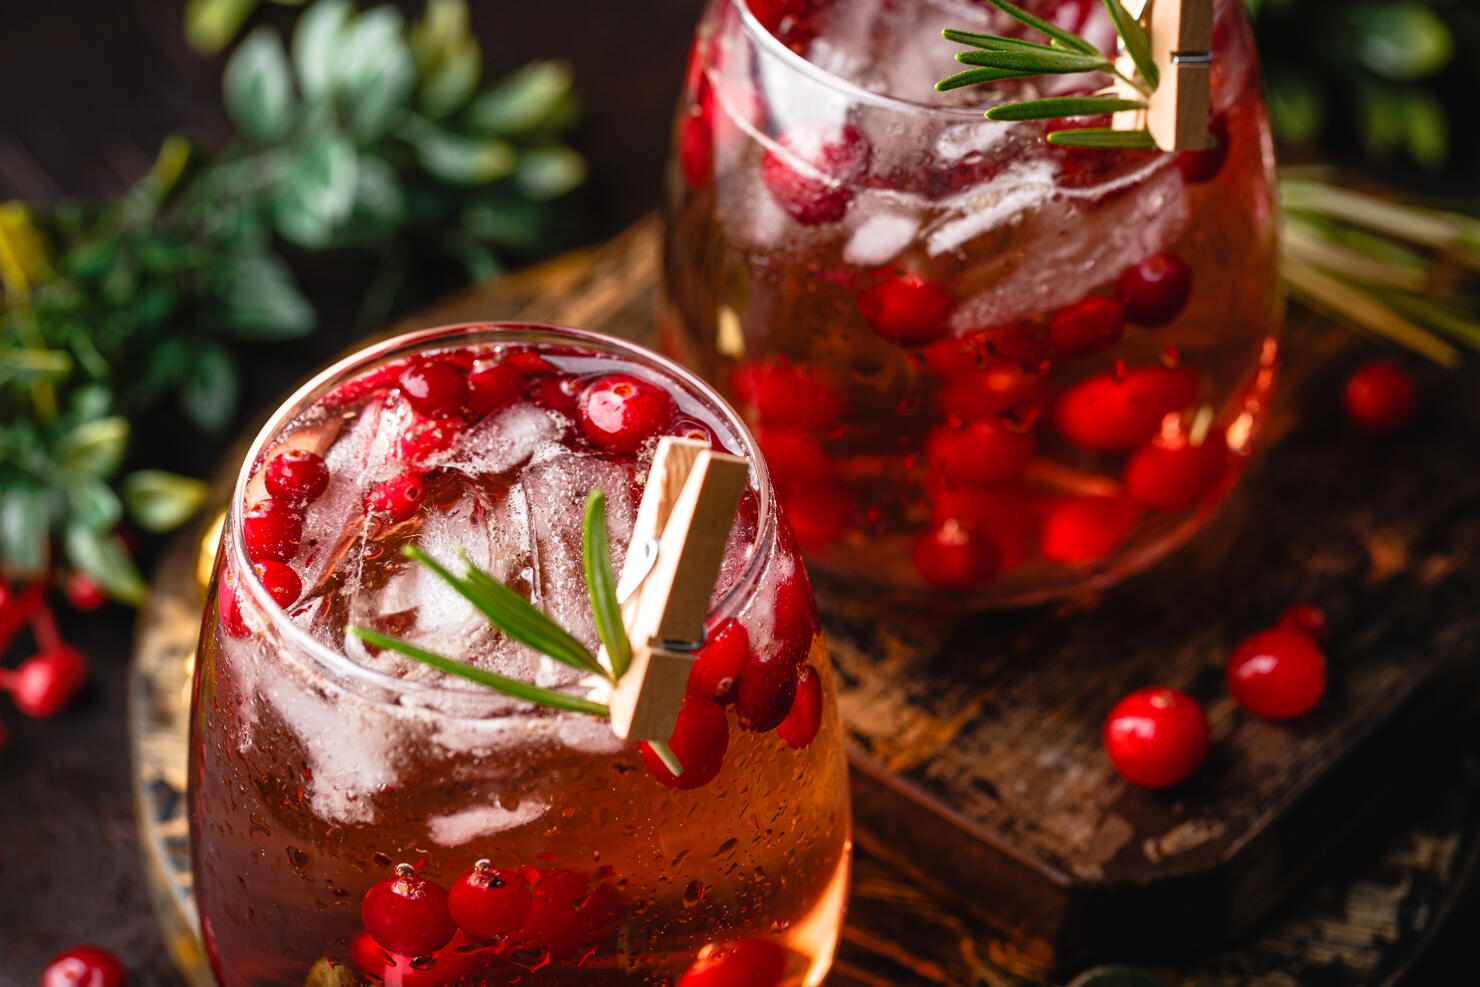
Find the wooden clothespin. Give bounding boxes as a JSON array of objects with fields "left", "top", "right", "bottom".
[
  {"left": 600, "top": 437, "right": 749, "bottom": 742},
  {"left": 1110, "top": 0, "right": 1214, "bottom": 151}
]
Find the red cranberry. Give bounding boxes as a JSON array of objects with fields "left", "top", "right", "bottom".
[
  {"left": 63, "top": 571, "right": 108, "bottom": 611},
  {"left": 1039, "top": 496, "right": 1139, "bottom": 564},
  {"left": 1227, "top": 628, "right": 1327, "bottom": 720},
  {"left": 396, "top": 415, "right": 465, "bottom": 469},
  {"left": 937, "top": 361, "right": 1046, "bottom": 423},
  {"left": 362, "top": 866, "right": 457, "bottom": 957},
  {"left": 399, "top": 359, "right": 469, "bottom": 419},
  {"left": 241, "top": 500, "right": 303, "bottom": 562},
  {"left": 761, "top": 125, "right": 871, "bottom": 225},
  {"left": 448, "top": 861, "right": 533, "bottom": 939},
  {"left": 734, "top": 648, "right": 799, "bottom": 732},
  {"left": 1278, "top": 603, "right": 1329, "bottom": 642},
  {"left": 756, "top": 428, "right": 829, "bottom": 492},
  {"left": 528, "top": 374, "right": 581, "bottom": 418},
  {"left": 678, "top": 938, "right": 787, "bottom": 987},
  {"left": 1049, "top": 296, "right": 1126, "bottom": 357},
  {"left": 263, "top": 449, "right": 330, "bottom": 506},
  {"left": 365, "top": 472, "right": 426, "bottom": 524},
  {"left": 1343, "top": 359, "right": 1416, "bottom": 433},
  {"left": 578, "top": 374, "right": 676, "bottom": 453},
  {"left": 928, "top": 485, "right": 1034, "bottom": 572},
  {"left": 467, "top": 359, "right": 527, "bottom": 415},
  {"left": 912, "top": 518, "right": 999, "bottom": 590},
  {"left": 732, "top": 359, "right": 844, "bottom": 429},
  {"left": 641, "top": 694, "right": 730, "bottom": 789},
  {"left": 217, "top": 579, "right": 249, "bottom": 639},
  {"left": 856, "top": 271, "right": 955, "bottom": 346},
  {"left": 510, "top": 867, "right": 622, "bottom": 956},
  {"left": 671, "top": 417, "right": 719, "bottom": 448},
  {"left": 771, "top": 568, "right": 818, "bottom": 677},
  {"left": 8, "top": 647, "right": 88, "bottom": 718},
  {"left": 1123, "top": 430, "right": 1228, "bottom": 512},
  {"left": 1178, "top": 113, "right": 1230, "bottom": 184},
  {"left": 349, "top": 931, "right": 472, "bottom": 987},
  {"left": 252, "top": 560, "right": 302, "bottom": 609},
  {"left": 777, "top": 665, "right": 823, "bottom": 749},
  {"left": 1116, "top": 253, "right": 1193, "bottom": 327},
  {"left": 925, "top": 419, "right": 1035, "bottom": 487},
  {"left": 1103, "top": 687, "right": 1210, "bottom": 788},
  {"left": 679, "top": 104, "right": 714, "bottom": 189},
  {"left": 689, "top": 619, "right": 750, "bottom": 703},
  {"left": 1053, "top": 365, "right": 1198, "bottom": 452},
  {"left": 781, "top": 482, "right": 854, "bottom": 551},
  {"left": 503, "top": 350, "right": 559, "bottom": 375},
  {"left": 40, "top": 945, "right": 126, "bottom": 987}
]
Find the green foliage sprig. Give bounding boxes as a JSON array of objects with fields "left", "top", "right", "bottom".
[{"left": 0, "top": 0, "right": 585, "bottom": 601}]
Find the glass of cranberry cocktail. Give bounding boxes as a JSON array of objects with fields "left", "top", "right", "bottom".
[
  {"left": 189, "top": 323, "right": 851, "bottom": 987},
  {"left": 663, "top": 0, "right": 1282, "bottom": 606}
]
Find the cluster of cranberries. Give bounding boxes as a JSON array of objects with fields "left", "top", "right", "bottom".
[
  {"left": 0, "top": 580, "right": 95, "bottom": 751},
  {"left": 1104, "top": 604, "right": 1329, "bottom": 788}
]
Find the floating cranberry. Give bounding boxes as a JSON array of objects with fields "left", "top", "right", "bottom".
[
  {"left": 511, "top": 867, "right": 622, "bottom": 956},
  {"left": 756, "top": 428, "right": 829, "bottom": 492},
  {"left": 912, "top": 518, "right": 999, "bottom": 591},
  {"left": 1343, "top": 359, "right": 1416, "bottom": 433},
  {"left": 733, "top": 359, "right": 844, "bottom": 428},
  {"left": 734, "top": 648, "right": 799, "bottom": 732},
  {"left": 679, "top": 105, "right": 714, "bottom": 189},
  {"left": 641, "top": 694, "right": 730, "bottom": 789},
  {"left": 925, "top": 419, "right": 1034, "bottom": 487},
  {"left": 1227, "top": 628, "right": 1327, "bottom": 720},
  {"left": 1103, "top": 686, "right": 1210, "bottom": 788},
  {"left": 1053, "top": 365, "right": 1199, "bottom": 452},
  {"left": 771, "top": 565, "right": 818, "bottom": 669},
  {"left": 63, "top": 571, "right": 108, "bottom": 611},
  {"left": 396, "top": 415, "right": 465, "bottom": 468},
  {"left": 217, "top": 579, "right": 249, "bottom": 639},
  {"left": 782, "top": 482, "right": 854, "bottom": 551},
  {"left": 1124, "top": 430, "right": 1228, "bottom": 512},
  {"left": 1178, "top": 113, "right": 1230, "bottom": 184},
  {"left": 362, "top": 866, "right": 457, "bottom": 957},
  {"left": 678, "top": 938, "right": 788, "bottom": 987},
  {"left": 241, "top": 500, "right": 303, "bottom": 562},
  {"left": 467, "top": 359, "right": 527, "bottom": 415},
  {"left": 1116, "top": 252, "right": 1193, "bottom": 327},
  {"left": 578, "top": 373, "right": 676, "bottom": 453},
  {"left": 349, "top": 931, "right": 473, "bottom": 987},
  {"left": 1278, "top": 603, "right": 1329, "bottom": 642},
  {"left": 1049, "top": 296, "right": 1126, "bottom": 357},
  {"left": 689, "top": 618, "right": 751, "bottom": 703},
  {"left": 777, "top": 665, "right": 823, "bottom": 749},
  {"left": 449, "top": 861, "right": 533, "bottom": 939},
  {"left": 928, "top": 485, "right": 1034, "bottom": 572},
  {"left": 671, "top": 417, "right": 718, "bottom": 447},
  {"left": 856, "top": 271, "right": 955, "bottom": 346},
  {"left": 7, "top": 646, "right": 88, "bottom": 718},
  {"left": 761, "top": 125, "right": 871, "bottom": 225},
  {"left": 365, "top": 472, "right": 426, "bottom": 524},
  {"left": 528, "top": 374, "right": 581, "bottom": 418},
  {"left": 39, "top": 945, "right": 126, "bottom": 987},
  {"left": 937, "top": 361, "right": 1046, "bottom": 423},
  {"left": 1040, "top": 496, "right": 1139, "bottom": 564},
  {"left": 399, "top": 359, "right": 469, "bottom": 419},
  {"left": 252, "top": 560, "right": 302, "bottom": 609},
  {"left": 263, "top": 449, "right": 330, "bottom": 506},
  {"left": 504, "top": 350, "right": 559, "bottom": 375}
]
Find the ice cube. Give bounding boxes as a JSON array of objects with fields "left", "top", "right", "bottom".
[
  {"left": 450, "top": 402, "right": 563, "bottom": 476},
  {"left": 844, "top": 198, "right": 922, "bottom": 267}
]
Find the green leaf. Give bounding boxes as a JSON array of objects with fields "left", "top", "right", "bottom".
[
  {"left": 1047, "top": 127, "right": 1156, "bottom": 149},
  {"left": 65, "top": 525, "right": 146, "bottom": 606},
  {"left": 514, "top": 146, "right": 587, "bottom": 201},
  {"left": 67, "top": 479, "right": 123, "bottom": 532},
  {"left": 937, "top": 66, "right": 1041, "bottom": 91},
  {"left": 274, "top": 134, "right": 359, "bottom": 247},
  {"left": 410, "top": 0, "right": 482, "bottom": 117},
  {"left": 986, "top": 96, "right": 1146, "bottom": 121},
  {"left": 469, "top": 61, "right": 577, "bottom": 136},
  {"left": 1403, "top": 88, "right": 1448, "bottom": 170},
  {"left": 462, "top": 193, "right": 558, "bottom": 250},
  {"left": 955, "top": 47, "right": 1108, "bottom": 74},
  {"left": 214, "top": 252, "right": 315, "bottom": 338},
  {"left": 1267, "top": 75, "right": 1324, "bottom": 145},
  {"left": 977, "top": 0, "right": 1100, "bottom": 55},
  {"left": 348, "top": 626, "right": 611, "bottom": 717},
  {"left": 941, "top": 29, "right": 1060, "bottom": 54},
  {"left": 1102, "top": 0, "right": 1157, "bottom": 90},
  {"left": 343, "top": 156, "right": 408, "bottom": 242},
  {"left": 56, "top": 416, "right": 129, "bottom": 479},
  {"left": 405, "top": 117, "right": 517, "bottom": 185},
  {"left": 292, "top": 0, "right": 353, "bottom": 101},
  {"left": 1344, "top": 3, "right": 1454, "bottom": 82},
  {"left": 123, "top": 470, "right": 211, "bottom": 532},
  {"left": 331, "top": 7, "right": 416, "bottom": 140},
  {"left": 583, "top": 490, "right": 630, "bottom": 680},
  {"left": 185, "top": 0, "right": 260, "bottom": 55},
  {"left": 224, "top": 26, "right": 297, "bottom": 144},
  {"left": 0, "top": 485, "right": 51, "bottom": 574},
  {"left": 180, "top": 342, "right": 240, "bottom": 434}
]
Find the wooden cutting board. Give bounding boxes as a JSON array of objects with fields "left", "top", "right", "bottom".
[{"left": 129, "top": 215, "right": 1480, "bottom": 984}]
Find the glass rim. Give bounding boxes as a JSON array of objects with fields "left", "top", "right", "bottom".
[{"left": 228, "top": 321, "right": 776, "bottom": 712}]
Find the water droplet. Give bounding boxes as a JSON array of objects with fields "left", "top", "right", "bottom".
[
  {"left": 286, "top": 846, "right": 309, "bottom": 870},
  {"left": 683, "top": 880, "right": 706, "bottom": 906}
]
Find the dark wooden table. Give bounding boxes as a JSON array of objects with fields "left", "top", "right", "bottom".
[{"left": 3, "top": 3, "right": 1478, "bottom": 986}]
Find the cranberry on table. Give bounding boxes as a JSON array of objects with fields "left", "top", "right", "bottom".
[
  {"left": 1343, "top": 359, "right": 1416, "bottom": 433},
  {"left": 5, "top": 646, "right": 89, "bottom": 718},
  {"left": 1123, "top": 430, "right": 1228, "bottom": 512},
  {"left": 761, "top": 125, "right": 871, "bottom": 226},
  {"left": 777, "top": 665, "right": 824, "bottom": 749},
  {"left": 913, "top": 518, "right": 999, "bottom": 591},
  {"left": 855, "top": 270, "right": 955, "bottom": 346},
  {"left": 1178, "top": 113, "right": 1230, "bottom": 184},
  {"left": 1278, "top": 603, "right": 1329, "bottom": 642},
  {"left": 733, "top": 647, "right": 800, "bottom": 732},
  {"left": 688, "top": 618, "right": 751, "bottom": 704},
  {"left": 1039, "top": 495, "right": 1139, "bottom": 564},
  {"left": 1049, "top": 296, "right": 1126, "bottom": 357},
  {"left": 241, "top": 500, "right": 303, "bottom": 562},
  {"left": 40, "top": 945, "right": 127, "bottom": 987},
  {"left": 365, "top": 472, "right": 427, "bottom": 524},
  {"left": 398, "top": 359, "right": 469, "bottom": 419},
  {"left": 362, "top": 865, "right": 457, "bottom": 957},
  {"left": 678, "top": 938, "right": 788, "bottom": 987},
  {"left": 63, "top": 570, "right": 109, "bottom": 611},
  {"left": 252, "top": 560, "right": 302, "bottom": 609},
  {"left": 578, "top": 373, "right": 676, "bottom": 453},
  {"left": 1227, "top": 627, "right": 1327, "bottom": 720},
  {"left": 1053, "top": 365, "right": 1199, "bottom": 452},
  {"left": 1103, "top": 687, "right": 1210, "bottom": 788},
  {"left": 1116, "top": 252, "right": 1194, "bottom": 327},
  {"left": 641, "top": 694, "right": 730, "bottom": 789},
  {"left": 263, "top": 449, "right": 330, "bottom": 506},
  {"left": 925, "top": 419, "right": 1035, "bottom": 487},
  {"left": 448, "top": 861, "right": 533, "bottom": 939}
]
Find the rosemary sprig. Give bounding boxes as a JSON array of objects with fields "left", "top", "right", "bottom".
[{"left": 584, "top": 490, "right": 631, "bottom": 679}]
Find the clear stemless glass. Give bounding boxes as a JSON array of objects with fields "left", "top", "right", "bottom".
[
  {"left": 662, "top": 0, "right": 1282, "bottom": 606},
  {"left": 188, "top": 323, "right": 851, "bottom": 987}
]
